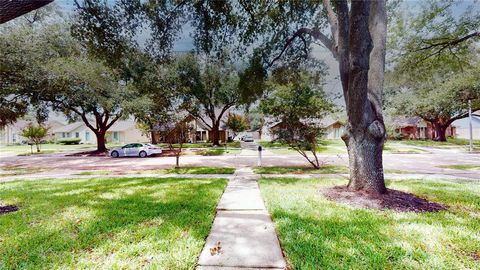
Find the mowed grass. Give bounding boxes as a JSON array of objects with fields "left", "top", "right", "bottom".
[
  {"left": 1, "top": 143, "right": 122, "bottom": 156},
  {"left": 259, "top": 177, "right": 480, "bottom": 269},
  {"left": 258, "top": 140, "right": 346, "bottom": 155},
  {"left": 0, "top": 166, "right": 47, "bottom": 177},
  {"left": 383, "top": 143, "right": 428, "bottom": 154},
  {"left": 0, "top": 177, "right": 227, "bottom": 269},
  {"left": 438, "top": 164, "right": 480, "bottom": 171},
  {"left": 254, "top": 166, "right": 349, "bottom": 174},
  {"left": 395, "top": 138, "right": 480, "bottom": 148},
  {"left": 74, "top": 167, "right": 236, "bottom": 176},
  {"left": 150, "top": 166, "right": 236, "bottom": 175}
]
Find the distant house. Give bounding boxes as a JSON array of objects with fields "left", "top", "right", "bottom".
[
  {"left": 391, "top": 116, "right": 455, "bottom": 139},
  {"left": 321, "top": 117, "right": 345, "bottom": 139},
  {"left": 453, "top": 112, "right": 480, "bottom": 139},
  {"left": 0, "top": 120, "right": 63, "bottom": 145},
  {"left": 51, "top": 119, "right": 149, "bottom": 144},
  {"left": 261, "top": 116, "right": 346, "bottom": 141}
]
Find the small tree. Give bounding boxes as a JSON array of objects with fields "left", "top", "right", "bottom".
[
  {"left": 261, "top": 68, "right": 334, "bottom": 169},
  {"left": 21, "top": 124, "right": 48, "bottom": 153},
  {"left": 275, "top": 121, "right": 325, "bottom": 169},
  {"left": 165, "top": 121, "right": 194, "bottom": 168},
  {"left": 225, "top": 113, "right": 249, "bottom": 140}
]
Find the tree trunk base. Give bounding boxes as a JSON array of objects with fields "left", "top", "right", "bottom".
[{"left": 343, "top": 121, "right": 387, "bottom": 195}]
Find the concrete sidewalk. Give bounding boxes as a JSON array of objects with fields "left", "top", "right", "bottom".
[{"left": 196, "top": 168, "right": 286, "bottom": 270}]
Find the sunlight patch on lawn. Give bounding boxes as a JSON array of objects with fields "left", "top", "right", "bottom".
[
  {"left": 0, "top": 177, "right": 227, "bottom": 269},
  {"left": 259, "top": 177, "right": 480, "bottom": 269}
]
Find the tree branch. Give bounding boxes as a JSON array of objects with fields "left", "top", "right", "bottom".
[
  {"left": 267, "top": 27, "right": 333, "bottom": 67},
  {"left": 416, "top": 31, "right": 480, "bottom": 52},
  {"left": 0, "top": 0, "right": 53, "bottom": 24}
]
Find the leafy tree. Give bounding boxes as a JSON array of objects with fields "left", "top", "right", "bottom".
[
  {"left": 21, "top": 123, "right": 48, "bottom": 153},
  {"left": 387, "top": 1, "right": 480, "bottom": 141},
  {"left": 39, "top": 56, "right": 132, "bottom": 152},
  {"left": 0, "top": 10, "right": 66, "bottom": 128},
  {"left": 173, "top": 54, "right": 240, "bottom": 146},
  {"left": 246, "top": 110, "right": 265, "bottom": 140},
  {"left": 389, "top": 0, "right": 480, "bottom": 66},
  {"left": 225, "top": 112, "right": 249, "bottom": 139},
  {"left": 188, "top": 0, "right": 389, "bottom": 193},
  {"left": 261, "top": 67, "right": 334, "bottom": 169},
  {"left": 167, "top": 121, "right": 194, "bottom": 168}
]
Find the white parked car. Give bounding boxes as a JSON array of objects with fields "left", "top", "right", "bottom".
[
  {"left": 109, "top": 143, "right": 162, "bottom": 158},
  {"left": 242, "top": 134, "right": 254, "bottom": 142}
]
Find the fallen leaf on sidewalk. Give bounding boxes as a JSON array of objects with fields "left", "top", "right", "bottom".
[{"left": 210, "top": 241, "right": 223, "bottom": 256}]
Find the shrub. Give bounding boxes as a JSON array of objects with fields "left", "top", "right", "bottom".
[{"left": 58, "top": 138, "right": 81, "bottom": 145}]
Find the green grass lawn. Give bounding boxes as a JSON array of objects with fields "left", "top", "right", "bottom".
[
  {"left": 0, "top": 177, "right": 227, "bottom": 269},
  {"left": 394, "top": 138, "right": 480, "bottom": 148},
  {"left": 258, "top": 140, "right": 346, "bottom": 155},
  {"left": 158, "top": 141, "right": 241, "bottom": 149},
  {"left": 259, "top": 177, "right": 480, "bottom": 269},
  {"left": 0, "top": 166, "right": 47, "bottom": 177},
  {"left": 254, "top": 166, "right": 349, "bottom": 174},
  {"left": 383, "top": 142, "right": 428, "bottom": 154},
  {"left": 437, "top": 164, "right": 480, "bottom": 171},
  {"left": 196, "top": 147, "right": 241, "bottom": 156},
  {"left": 141, "top": 166, "right": 236, "bottom": 175},
  {"left": 0, "top": 143, "right": 122, "bottom": 156},
  {"left": 73, "top": 170, "right": 113, "bottom": 176}
]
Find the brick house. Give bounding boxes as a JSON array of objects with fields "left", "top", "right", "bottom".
[{"left": 392, "top": 116, "right": 455, "bottom": 140}]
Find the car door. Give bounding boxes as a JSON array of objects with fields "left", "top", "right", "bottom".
[
  {"left": 121, "top": 144, "right": 132, "bottom": 156},
  {"left": 129, "top": 143, "right": 141, "bottom": 156}
]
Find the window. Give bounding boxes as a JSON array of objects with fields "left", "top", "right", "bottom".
[
  {"left": 62, "top": 132, "right": 66, "bottom": 138},
  {"left": 113, "top": 132, "right": 119, "bottom": 141},
  {"left": 67, "top": 132, "right": 71, "bottom": 137},
  {"left": 75, "top": 132, "right": 80, "bottom": 138},
  {"left": 12, "top": 133, "right": 16, "bottom": 143},
  {"left": 334, "top": 128, "right": 340, "bottom": 139},
  {"left": 85, "top": 131, "right": 90, "bottom": 141}
]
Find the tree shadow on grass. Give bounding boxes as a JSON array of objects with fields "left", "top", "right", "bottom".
[
  {"left": 260, "top": 177, "right": 480, "bottom": 269},
  {"left": 0, "top": 177, "right": 227, "bottom": 269}
]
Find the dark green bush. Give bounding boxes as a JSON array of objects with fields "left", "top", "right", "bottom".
[{"left": 58, "top": 138, "right": 81, "bottom": 145}]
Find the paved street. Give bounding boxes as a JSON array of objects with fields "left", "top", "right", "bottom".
[{"left": 1, "top": 142, "right": 480, "bottom": 180}]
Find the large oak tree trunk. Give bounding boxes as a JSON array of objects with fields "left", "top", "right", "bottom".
[
  {"left": 336, "top": 0, "right": 387, "bottom": 194},
  {"left": 95, "top": 131, "right": 107, "bottom": 152},
  {"left": 433, "top": 122, "right": 447, "bottom": 142},
  {"left": 211, "top": 124, "right": 220, "bottom": 146},
  {"left": 151, "top": 131, "right": 159, "bottom": 144},
  {"left": 343, "top": 129, "right": 386, "bottom": 194}
]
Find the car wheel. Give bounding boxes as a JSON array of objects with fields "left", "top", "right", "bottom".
[
  {"left": 111, "top": 151, "right": 119, "bottom": 158},
  {"left": 139, "top": 151, "right": 147, "bottom": 158}
]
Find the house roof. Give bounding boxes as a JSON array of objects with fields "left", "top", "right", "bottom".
[
  {"left": 51, "top": 122, "right": 84, "bottom": 133},
  {"left": 109, "top": 120, "right": 137, "bottom": 132},
  {"left": 392, "top": 116, "right": 427, "bottom": 128},
  {"left": 8, "top": 120, "right": 63, "bottom": 132}
]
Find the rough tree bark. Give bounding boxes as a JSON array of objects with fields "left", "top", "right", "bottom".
[
  {"left": 79, "top": 111, "right": 120, "bottom": 153},
  {"left": 0, "top": 0, "right": 53, "bottom": 24},
  {"left": 320, "top": 0, "right": 388, "bottom": 194},
  {"left": 432, "top": 122, "right": 448, "bottom": 142},
  {"left": 211, "top": 122, "right": 220, "bottom": 146},
  {"left": 95, "top": 130, "right": 107, "bottom": 152},
  {"left": 151, "top": 131, "right": 159, "bottom": 144}
]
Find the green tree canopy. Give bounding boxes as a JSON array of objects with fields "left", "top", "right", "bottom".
[
  {"left": 21, "top": 123, "right": 48, "bottom": 153},
  {"left": 261, "top": 67, "right": 334, "bottom": 168}
]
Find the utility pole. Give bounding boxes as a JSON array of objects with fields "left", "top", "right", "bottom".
[{"left": 469, "top": 99, "right": 473, "bottom": 152}]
